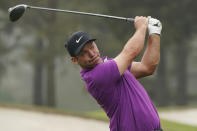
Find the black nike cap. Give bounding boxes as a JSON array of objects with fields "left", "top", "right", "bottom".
[{"left": 65, "top": 31, "right": 96, "bottom": 57}]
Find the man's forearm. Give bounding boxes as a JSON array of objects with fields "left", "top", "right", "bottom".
[
  {"left": 123, "top": 26, "right": 147, "bottom": 60},
  {"left": 141, "top": 34, "right": 160, "bottom": 72}
]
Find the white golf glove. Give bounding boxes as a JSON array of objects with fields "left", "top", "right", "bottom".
[{"left": 148, "top": 16, "right": 162, "bottom": 35}]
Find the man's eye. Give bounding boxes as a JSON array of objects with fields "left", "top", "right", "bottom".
[
  {"left": 81, "top": 51, "right": 87, "bottom": 56},
  {"left": 81, "top": 52, "right": 85, "bottom": 56},
  {"left": 90, "top": 45, "right": 94, "bottom": 49}
]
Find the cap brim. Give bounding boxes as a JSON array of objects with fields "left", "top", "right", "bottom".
[{"left": 74, "top": 39, "right": 96, "bottom": 56}]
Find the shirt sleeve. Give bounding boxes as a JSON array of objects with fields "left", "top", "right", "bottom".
[{"left": 91, "top": 59, "right": 121, "bottom": 90}]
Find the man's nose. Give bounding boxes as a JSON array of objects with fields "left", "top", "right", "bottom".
[{"left": 88, "top": 50, "right": 94, "bottom": 57}]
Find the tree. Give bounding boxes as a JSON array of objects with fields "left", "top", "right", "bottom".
[
  {"left": 33, "top": 37, "right": 44, "bottom": 105},
  {"left": 44, "top": 0, "right": 59, "bottom": 107},
  {"left": 164, "top": 0, "right": 197, "bottom": 105}
]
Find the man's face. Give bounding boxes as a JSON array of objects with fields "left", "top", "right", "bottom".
[{"left": 71, "top": 41, "right": 103, "bottom": 69}]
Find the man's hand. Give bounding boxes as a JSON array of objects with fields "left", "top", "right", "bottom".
[
  {"left": 134, "top": 16, "right": 148, "bottom": 30},
  {"left": 148, "top": 17, "right": 162, "bottom": 35}
]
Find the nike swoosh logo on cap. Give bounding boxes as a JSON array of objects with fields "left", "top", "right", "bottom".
[{"left": 76, "top": 36, "right": 83, "bottom": 43}]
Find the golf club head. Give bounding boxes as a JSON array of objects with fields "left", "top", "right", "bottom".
[{"left": 8, "top": 4, "right": 28, "bottom": 22}]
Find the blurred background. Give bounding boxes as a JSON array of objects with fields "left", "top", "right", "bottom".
[{"left": 0, "top": 0, "right": 197, "bottom": 113}]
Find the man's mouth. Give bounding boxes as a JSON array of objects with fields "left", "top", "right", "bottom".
[{"left": 89, "top": 56, "right": 99, "bottom": 64}]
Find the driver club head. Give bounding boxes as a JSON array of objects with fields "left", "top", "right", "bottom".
[{"left": 8, "top": 4, "right": 28, "bottom": 22}]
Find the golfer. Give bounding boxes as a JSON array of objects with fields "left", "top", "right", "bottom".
[{"left": 65, "top": 16, "right": 162, "bottom": 131}]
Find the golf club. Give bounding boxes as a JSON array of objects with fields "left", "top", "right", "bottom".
[{"left": 8, "top": 4, "right": 134, "bottom": 23}]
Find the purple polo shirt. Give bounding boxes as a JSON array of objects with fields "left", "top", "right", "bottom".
[{"left": 80, "top": 57, "right": 161, "bottom": 131}]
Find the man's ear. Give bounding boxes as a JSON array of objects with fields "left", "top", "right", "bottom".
[{"left": 70, "top": 57, "right": 78, "bottom": 64}]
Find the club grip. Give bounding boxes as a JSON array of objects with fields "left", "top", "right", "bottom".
[{"left": 126, "top": 18, "right": 134, "bottom": 23}]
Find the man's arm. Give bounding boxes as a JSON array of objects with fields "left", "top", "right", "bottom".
[
  {"left": 130, "top": 35, "right": 160, "bottom": 79},
  {"left": 114, "top": 16, "right": 148, "bottom": 75},
  {"left": 130, "top": 17, "right": 162, "bottom": 79}
]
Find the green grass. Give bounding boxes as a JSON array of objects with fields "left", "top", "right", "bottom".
[
  {"left": 85, "top": 110, "right": 108, "bottom": 121},
  {"left": 85, "top": 110, "right": 197, "bottom": 131},
  {"left": 157, "top": 106, "right": 197, "bottom": 112},
  {"left": 161, "top": 119, "right": 197, "bottom": 131}
]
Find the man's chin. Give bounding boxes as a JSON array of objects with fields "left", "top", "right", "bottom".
[
  {"left": 85, "top": 62, "right": 100, "bottom": 69},
  {"left": 82, "top": 58, "right": 103, "bottom": 69},
  {"left": 87, "top": 63, "right": 98, "bottom": 69}
]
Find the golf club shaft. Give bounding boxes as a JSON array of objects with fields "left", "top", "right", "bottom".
[{"left": 27, "top": 5, "right": 134, "bottom": 22}]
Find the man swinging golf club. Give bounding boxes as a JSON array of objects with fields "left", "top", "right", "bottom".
[{"left": 65, "top": 16, "right": 162, "bottom": 131}]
